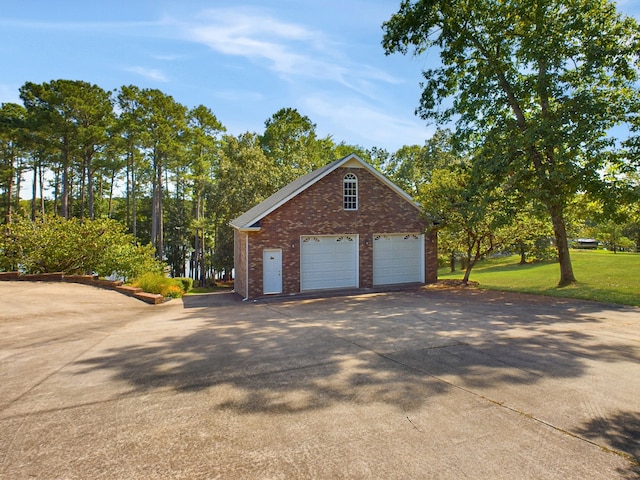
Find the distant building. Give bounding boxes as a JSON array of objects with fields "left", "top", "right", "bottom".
[{"left": 574, "top": 238, "right": 599, "bottom": 249}]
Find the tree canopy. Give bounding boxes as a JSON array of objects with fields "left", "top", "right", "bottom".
[
  {"left": 383, "top": 0, "right": 640, "bottom": 285},
  {"left": 0, "top": 81, "right": 371, "bottom": 283},
  {"left": 1, "top": 68, "right": 639, "bottom": 286}
]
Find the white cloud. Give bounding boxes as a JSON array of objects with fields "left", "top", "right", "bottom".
[
  {"left": 178, "top": 8, "right": 324, "bottom": 74},
  {"left": 173, "top": 8, "right": 402, "bottom": 95},
  {"left": 303, "top": 95, "right": 434, "bottom": 150},
  {"left": 125, "top": 66, "right": 169, "bottom": 82}
]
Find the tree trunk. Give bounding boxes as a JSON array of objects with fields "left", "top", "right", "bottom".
[
  {"left": 200, "top": 228, "right": 206, "bottom": 286},
  {"left": 108, "top": 169, "right": 116, "bottom": 218},
  {"left": 131, "top": 167, "right": 137, "bottom": 238},
  {"left": 31, "top": 160, "right": 37, "bottom": 221},
  {"left": 5, "top": 150, "right": 14, "bottom": 224},
  {"left": 38, "top": 160, "right": 45, "bottom": 216},
  {"left": 13, "top": 162, "right": 21, "bottom": 221},
  {"left": 519, "top": 242, "right": 527, "bottom": 265},
  {"left": 548, "top": 203, "right": 576, "bottom": 287},
  {"left": 79, "top": 161, "right": 86, "bottom": 220},
  {"left": 60, "top": 139, "right": 69, "bottom": 219},
  {"left": 192, "top": 233, "right": 199, "bottom": 281},
  {"left": 125, "top": 152, "right": 131, "bottom": 228},
  {"left": 151, "top": 180, "right": 159, "bottom": 254},
  {"left": 86, "top": 153, "right": 95, "bottom": 220},
  {"left": 157, "top": 170, "right": 163, "bottom": 260},
  {"left": 462, "top": 246, "right": 475, "bottom": 285},
  {"left": 151, "top": 154, "right": 164, "bottom": 259},
  {"left": 53, "top": 168, "right": 59, "bottom": 217}
]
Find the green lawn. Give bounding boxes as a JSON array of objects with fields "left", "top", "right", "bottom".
[{"left": 438, "top": 249, "right": 640, "bottom": 307}]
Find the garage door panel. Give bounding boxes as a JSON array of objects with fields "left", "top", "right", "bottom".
[
  {"left": 301, "top": 235, "right": 358, "bottom": 291},
  {"left": 373, "top": 234, "right": 423, "bottom": 286}
]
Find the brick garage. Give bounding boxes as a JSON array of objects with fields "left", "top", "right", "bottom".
[{"left": 231, "top": 153, "right": 437, "bottom": 300}]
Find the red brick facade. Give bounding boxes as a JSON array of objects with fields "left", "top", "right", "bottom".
[{"left": 233, "top": 161, "right": 437, "bottom": 299}]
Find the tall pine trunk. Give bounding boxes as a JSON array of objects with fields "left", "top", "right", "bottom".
[
  {"left": 151, "top": 152, "right": 163, "bottom": 260},
  {"left": 31, "top": 160, "right": 37, "bottom": 221},
  {"left": 60, "top": 137, "right": 70, "bottom": 219},
  {"left": 5, "top": 147, "right": 14, "bottom": 224},
  {"left": 86, "top": 153, "right": 95, "bottom": 220}
]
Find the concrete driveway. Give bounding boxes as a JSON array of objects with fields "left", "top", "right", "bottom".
[{"left": 0, "top": 282, "right": 639, "bottom": 479}]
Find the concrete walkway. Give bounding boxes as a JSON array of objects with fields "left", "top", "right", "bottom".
[{"left": 0, "top": 282, "right": 639, "bottom": 479}]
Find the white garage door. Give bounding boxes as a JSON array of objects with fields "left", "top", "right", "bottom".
[
  {"left": 373, "top": 234, "right": 424, "bottom": 286},
  {"left": 300, "top": 235, "right": 358, "bottom": 291}
]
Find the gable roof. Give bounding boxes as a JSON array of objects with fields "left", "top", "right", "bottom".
[{"left": 230, "top": 153, "right": 421, "bottom": 231}]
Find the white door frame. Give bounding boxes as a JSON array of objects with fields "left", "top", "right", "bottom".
[{"left": 263, "top": 248, "right": 282, "bottom": 294}]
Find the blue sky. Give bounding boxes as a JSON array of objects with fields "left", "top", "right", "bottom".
[{"left": 1, "top": 1, "right": 639, "bottom": 152}]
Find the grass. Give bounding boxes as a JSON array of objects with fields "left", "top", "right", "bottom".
[
  {"left": 187, "top": 282, "right": 234, "bottom": 295},
  {"left": 438, "top": 249, "right": 640, "bottom": 307}
]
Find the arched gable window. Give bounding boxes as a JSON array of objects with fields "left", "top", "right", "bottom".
[{"left": 343, "top": 173, "right": 358, "bottom": 210}]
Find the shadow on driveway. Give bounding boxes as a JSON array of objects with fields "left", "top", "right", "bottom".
[{"left": 74, "top": 288, "right": 640, "bottom": 475}]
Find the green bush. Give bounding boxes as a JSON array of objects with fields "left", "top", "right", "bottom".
[
  {"left": 131, "top": 272, "right": 185, "bottom": 298},
  {"left": 175, "top": 277, "right": 194, "bottom": 293},
  {"left": 0, "top": 214, "right": 163, "bottom": 281}
]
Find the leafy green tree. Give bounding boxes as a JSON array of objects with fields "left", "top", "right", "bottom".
[
  {"left": 422, "top": 162, "right": 514, "bottom": 284},
  {"left": 20, "top": 81, "right": 72, "bottom": 218},
  {"left": 385, "top": 129, "right": 458, "bottom": 197},
  {"left": 260, "top": 108, "right": 333, "bottom": 187},
  {"left": 1, "top": 214, "right": 161, "bottom": 280},
  {"left": 0, "top": 103, "right": 28, "bottom": 224},
  {"left": 115, "top": 85, "right": 149, "bottom": 239},
  {"left": 120, "top": 87, "right": 188, "bottom": 259},
  {"left": 614, "top": 169, "right": 640, "bottom": 252},
  {"left": 596, "top": 221, "right": 635, "bottom": 253},
  {"left": 384, "top": 144, "right": 424, "bottom": 198},
  {"left": 383, "top": 0, "right": 640, "bottom": 286},
  {"left": 186, "top": 105, "right": 225, "bottom": 284},
  {"left": 623, "top": 221, "right": 640, "bottom": 252},
  {"left": 19, "top": 80, "right": 113, "bottom": 220},
  {"left": 506, "top": 204, "right": 555, "bottom": 264},
  {"left": 71, "top": 83, "right": 113, "bottom": 220},
  {"left": 332, "top": 142, "right": 368, "bottom": 161},
  {"left": 574, "top": 191, "right": 639, "bottom": 253},
  {"left": 211, "top": 133, "right": 277, "bottom": 275}
]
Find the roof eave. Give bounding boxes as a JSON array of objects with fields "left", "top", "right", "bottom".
[{"left": 229, "top": 222, "right": 261, "bottom": 232}]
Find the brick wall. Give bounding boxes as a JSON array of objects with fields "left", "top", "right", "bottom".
[{"left": 242, "top": 166, "right": 436, "bottom": 298}]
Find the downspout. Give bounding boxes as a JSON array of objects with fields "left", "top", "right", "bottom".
[{"left": 420, "top": 233, "right": 426, "bottom": 283}]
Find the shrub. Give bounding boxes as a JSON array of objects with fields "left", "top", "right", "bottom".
[
  {"left": 0, "top": 214, "right": 163, "bottom": 281},
  {"left": 131, "top": 272, "right": 185, "bottom": 298},
  {"left": 163, "top": 284, "right": 184, "bottom": 298},
  {"left": 175, "top": 277, "right": 194, "bottom": 293}
]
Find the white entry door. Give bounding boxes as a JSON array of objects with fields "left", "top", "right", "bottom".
[{"left": 263, "top": 249, "right": 282, "bottom": 294}]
